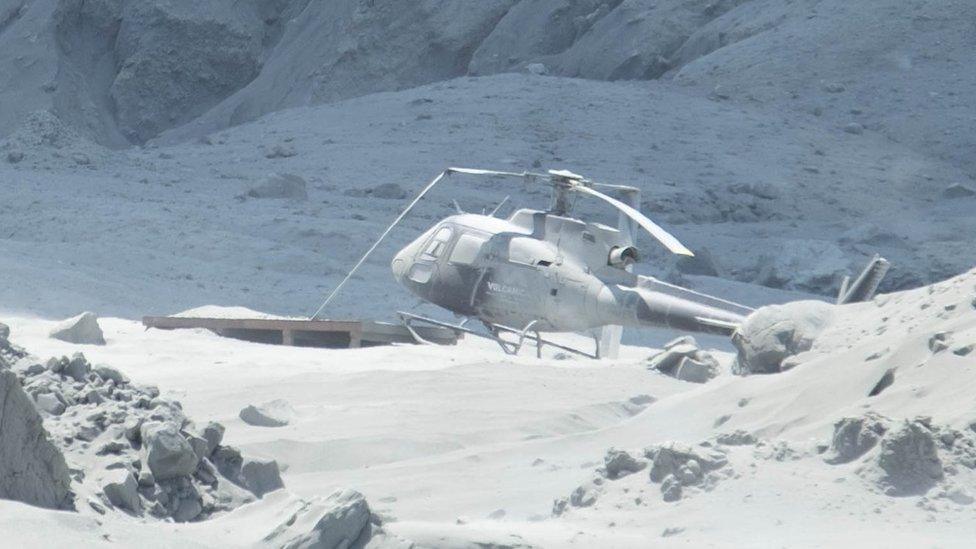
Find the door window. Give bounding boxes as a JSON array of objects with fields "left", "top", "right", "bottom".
[{"left": 449, "top": 233, "right": 486, "bottom": 265}]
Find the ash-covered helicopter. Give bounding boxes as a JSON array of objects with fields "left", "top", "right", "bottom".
[{"left": 312, "top": 167, "right": 760, "bottom": 358}]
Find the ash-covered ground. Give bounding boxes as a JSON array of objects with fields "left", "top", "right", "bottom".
[{"left": 1, "top": 0, "right": 975, "bottom": 547}]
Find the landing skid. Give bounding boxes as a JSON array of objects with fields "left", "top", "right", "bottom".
[{"left": 397, "top": 312, "right": 599, "bottom": 359}]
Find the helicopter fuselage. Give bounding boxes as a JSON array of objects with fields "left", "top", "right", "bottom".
[{"left": 391, "top": 209, "right": 745, "bottom": 334}]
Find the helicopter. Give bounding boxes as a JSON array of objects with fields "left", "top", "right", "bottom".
[{"left": 311, "top": 167, "right": 756, "bottom": 358}]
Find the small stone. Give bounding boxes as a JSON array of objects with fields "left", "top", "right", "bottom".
[
  {"left": 246, "top": 173, "right": 307, "bottom": 200},
  {"left": 370, "top": 182, "right": 407, "bottom": 199},
  {"left": 6, "top": 150, "right": 24, "bottom": 163},
  {"left": 93, "top": 365, "right": 129, "bottom": 385},
  {"left": 201, "top": 422, "right": 225, "bottom": 455},
  {"left": 212, "top": 446, "right": 243, "bottom": 480},
  {"left": 97, "top": 440, "right": 127, "bottom": 456},
  {"left": 187, "top": 434, "right": 209, "bottom": 461},
  {"left": 660, "top": 475, "right": 682, "bottom": 502},
  {"left": 239, "top": 399, "right": 295, "bottom": 427},
  {"left": 173, "top": 496, "right": 202, "bottom": 522},
  {"left": 264, "top": 143, "right": 297, "bottom": 159},
  {"left": 823, "top": 82, "right": 846, "bottom": 93},
  {"left": 138, "top": 470, "right": 155, "bottom": 487},
  {"left": 716, "top": 430, "right": 757, "bottom": 446},
  {"left": 124, "top": 417, "right": 145, "bottom": 443},
  {"left": 942, "top": 184, "right": 976, "bottom": 199},
  {"left": 843, "top": 122, "right": 864, "bottom": 135},
  {"left": 526, "top": 63, "right": 548, "bottom": 75},
  {"left": 64, "top": 353, "right": 91, "bottom": 382}
]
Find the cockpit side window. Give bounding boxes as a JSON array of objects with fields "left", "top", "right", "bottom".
[{"left": 421, "top": 226, "right": 454, "bottom": 260}]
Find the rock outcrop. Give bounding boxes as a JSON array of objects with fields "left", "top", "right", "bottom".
[
  {"left": 261, "top": 489, "right": 372, "bottom": 549},
  {"left": 0, "top": 369, "right": 73, "bottom": 510}
]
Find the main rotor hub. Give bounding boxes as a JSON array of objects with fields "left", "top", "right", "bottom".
[{"left": 547, "top": 170, "right": 586, "bottom": 216}]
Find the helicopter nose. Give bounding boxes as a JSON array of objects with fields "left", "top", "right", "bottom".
[{"left": 391, "top": 249, "right": 409, "bottom": 282}]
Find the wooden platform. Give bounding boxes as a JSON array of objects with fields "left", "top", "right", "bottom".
[{"left": 142, "top": 316, "right": 460, "bottom": 348}]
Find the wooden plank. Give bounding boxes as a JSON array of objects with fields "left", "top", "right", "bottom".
[
  {"left": 141, "top": 316, "right": 460, "bottom": 348},
  {"left": 142, "top": 316, "right": 362, "bottom": 332}
]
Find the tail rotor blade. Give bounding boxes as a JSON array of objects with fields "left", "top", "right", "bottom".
[{"left": 574, "top": 185, "right": 694, "bottom": 257}]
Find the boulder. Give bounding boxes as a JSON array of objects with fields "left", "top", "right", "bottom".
[
  {"left": 93, "top": 364, "right": 129, "bottom": 385},
  {"left": 187, "top": 434, "right": 210, "bottom": 462},
  {"left": 647, "top": 337, "right": 720, "bottom": 383},
  {"left": 35, "top": 392, "right": 65, "bottom": 416},
  {"left": 647, "top": 443, "right": 727, "bottom": 485},
  {"left": 673, "top": 357, "right": 718, "bottom": 384},
  {"left": 141, "top": 422, "right": 199, "bottom": 480},
  {"left": 173, "top": 496, "right": 203, "bottom": 522},
  {"left": 0, "top": 370, "right": 73, "bottom": 509},
  {"left": 877, "top": 419, "right": 943, "bottom": 496},
  {"left": 825, "top": 414, "right": 889, "bottom": 464},
  {"left": 102, "top": 470, "right": 141, "bottom": 513},
  {"left": 212, "top": 445, "right": 243, "bottom": 481},
  {"left": 246, "top": 173, "right": 307, "bottom": 200},
  {"left": 263, "top": 489, "right": 371, "bottom": 549},
  {"left": 732, "top": 301, "right": 835, "bottom": 374},
  {"left": 239, "top": 399, "right": 295, "bottom": 427},
  {"left": 603, "top": 448, "right": 646, "bottom": 479},
  {"left": 201, "top": 421, "right": 225, "bottom": 455},
  {"left": 64, "top": 353, "right": 91, "bottom": 382},
  {"left": 241, "top": 458, "right": 284, "bottom": 497},
  {"left": 49, "top": 312, "right": 105, "bottom": 345}
]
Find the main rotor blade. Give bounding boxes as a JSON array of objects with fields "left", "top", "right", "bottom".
[
  {"left": 575, "top": 185, "right": 695, "bottom": 257},
  {"left": 310, "top": 170, "right": 449, "bottom": 319},
  {"left": 446, "top": 167, "right": 529, "bottom": 178}
]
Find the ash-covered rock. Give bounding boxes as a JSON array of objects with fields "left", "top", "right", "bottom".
[
  {"left": 825, "top": 413, "right": 976, "bottom": 499},
  {"left": 646, "top": 443, "right": 731, "bottom": 502},
  {"left": 262, "top": 489, "right": 373, "bottom": 549},
  {"left": 245, "top": 173, "right": 308, "bottom": 201},
  {"left": 825, "top": 413, "right": 888, "bottom": 464},
  {"left": 732, "top": 301, "right": 834, "bottom": 374},
  {"left": 49, "top": 312, "right": 106, "bottom": 345},
  {"left": 239, "top": 399, "right": 296, "bottom": 427},
  {"left": 602, "top": 448, "right": 647, "bottom": 480},
  {"left": 646, "top": 336, "right": 720, "bottom": 383},
  {"left": 875, "top": 419, "right": 944, "bottom": 496},
  {"left": 0, "top": 368, "right": 74, "bottom": 510},
  {"left": 5, "top": 337, "right": 283, "bottom": 522}
]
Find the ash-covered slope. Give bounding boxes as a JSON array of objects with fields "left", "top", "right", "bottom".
[
  {"left": 547, "top": 268, "right": 976, "bottom": 546},
  {"left": 1, "top": 74, "right": 970, "bottom": 321},
  {"left": 2, "top": 0, "right": 975, "bottom": 167}
]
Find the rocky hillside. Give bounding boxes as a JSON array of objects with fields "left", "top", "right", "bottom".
[{"left": 2, "top": 0, "right": 974, "bottom": 167}]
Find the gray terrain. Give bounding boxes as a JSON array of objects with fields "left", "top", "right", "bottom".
[{"left": 1, "top": 0, "right": 975, "bottom": 324}]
